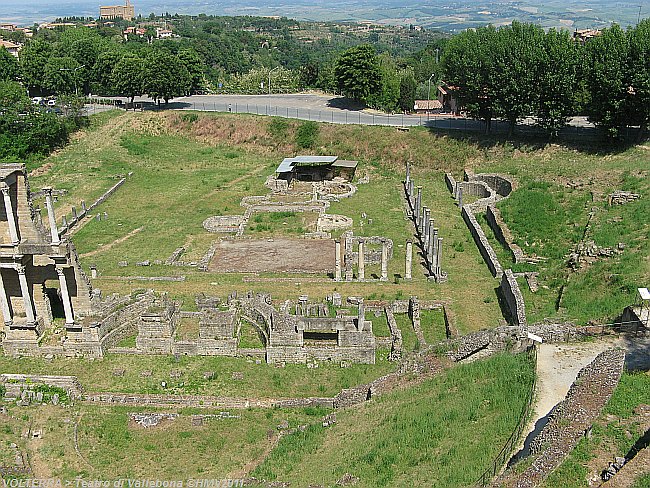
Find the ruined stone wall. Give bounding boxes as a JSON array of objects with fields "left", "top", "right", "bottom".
[
  {"left": 446, "top": 326, "right": 530, "bottom": 362},
  {"left": 500, "top": 350, "right": 625, "bottom": 487},
  {"left": 461, "top": 205, "right": 503, "bottom": 277},
  {"left": 485, "top": 205, "right": 525, "bottom": 263},
  {"left": 500, "top": 269, "right": 527, "bottom": 327},
  {"left": 1, "top": 374, "right": 84, "bottom": 399}
]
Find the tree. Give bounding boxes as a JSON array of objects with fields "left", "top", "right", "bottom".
[
  {"left": 491, "top": 22, "right": 545, "bottom": 136},
  {"left": 366, "top": 53, "right": 400, "bottom": 112},
  {"left": 585, "top": 24, "right": 629, "bottom": 138},
  {"left": 334, "top": 44, "right": 381, "bottom": 105},
  {"left": 43, "top": 57, "right": 81, "bottom": 95},
  {"left": 94, "top": 49, "right": 124, "bottom": 94},
  {"left": 20, "top": 39, "right": 53, "bottom": 93},
  {"left": 142, "top": 49, "right": 191, "bottom": 104},
  {"left": 0, "top": 48, "right": 19, "bottom": 82},
  {"left": 112, "top": 55, "right": 144, "bottom": 104},
  {"left": 398, "top": 69, "right": 417, "bottom": 112},
  {"left": 625, "top": 19, "right": 650, "bottom": 138},
  {"left": 177, "top": 48, "right": 204, "bottom": 94},
  {"left": 443, "top": 26, "right": 499, "bottom": 133},
  {"left": 535, "top": 29, "right": 581, "bottom": 137}
]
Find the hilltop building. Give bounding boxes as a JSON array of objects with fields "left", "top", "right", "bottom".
[{"left": 100, "top": 0, "right": 135, "bottom": 21}]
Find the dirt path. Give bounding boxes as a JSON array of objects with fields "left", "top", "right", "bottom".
[
  {"left": 79, "top": 226, "right": 143, "bottom": 258},
  {"left": 514, "top": 338, "right": 623, "bottom": 458},
  {"left": 229, "top": 432, "right": 281, "bottom": 480}
]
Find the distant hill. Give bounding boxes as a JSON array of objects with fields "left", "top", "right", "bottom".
[{"left": 2, "top": 0, "right": 645, "bottom": 30}]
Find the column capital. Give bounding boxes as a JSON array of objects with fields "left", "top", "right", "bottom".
[
  {"left": 0, "top": 182, "right": 9, "bottom": 194},
  {"left": 55, "top": 267, "right": 66, "bottom": 277},
  {"left": 41, "top": 186, "right": 53, "bottom": 195},
  {"left": 15, "top": 264, "right": 26, "bottom": 275}
]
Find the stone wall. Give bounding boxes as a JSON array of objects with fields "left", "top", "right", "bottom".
[
  {"left": 1, "top": 374, "right": 84, "bottom": 400},
  {"left": 499, "top": 350, "right": 625, "bottom": 487},
  {"left": 485, "top": 205, "right": 524, "bottom": 263},
  {"left": 461, "top": 205, "right": 503, "bottom": 277},
  {"left": 445, "top": 326, "right": 530, "bottom": 362},
  {"left": 500, "top": 269, "right": 527, "bottom": 327}
]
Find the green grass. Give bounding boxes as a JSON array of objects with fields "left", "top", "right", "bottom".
[
  {"left": 394, "top": 313, "right": 419, "bottom": 352},
  {"left": 252, "top": 352, "right": 535, "bottom": 487},
  {"left": 419, "top": 309, "right": 447, "bottom": 343},
  {"left": 0, "top": 402, "right": 327, "bottom": 480},
  {"left": 0, "top": 350, "right": 394, "bottom": 398},
  {"left": 238, "top": 319, "right": 265, "bottom": 349},
  {"left": 542, "top": 371, "right": 650, "bottom": 488},
  {"left": 482, "top": 149, "right": 650, "bottom": 325}
]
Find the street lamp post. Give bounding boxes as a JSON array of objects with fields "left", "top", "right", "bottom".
[
  {"left": 427, "top": 73, "right": 435, "bottom": 121},
  {"left": 268, "top": 66, "right": 280, "bottom": 95}
]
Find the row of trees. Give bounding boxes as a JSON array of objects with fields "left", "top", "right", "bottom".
[
  {"left": 1, "top": 27, "right": 204, "bottom": 103},
  {"left": 443, "top": 20, "right": 649, "bottom": 137}
]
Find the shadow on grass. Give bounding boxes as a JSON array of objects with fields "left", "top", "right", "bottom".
[{"left": 423, "top": 123, "right": 646, "bottom": 156}]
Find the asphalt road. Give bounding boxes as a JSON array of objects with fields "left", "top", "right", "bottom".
[{"left": 87, "top": 93, "right": 597, "bottom": 135}]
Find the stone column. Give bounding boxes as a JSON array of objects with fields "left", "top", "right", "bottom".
[
  {"left": 458, "top": 187, "right": 463, "bottom": 208},
  {"left": 56, "top": 267, "right": 74, "bottom": 326},
  {"left": 380, "top": 241, "right": 388, "bottom": 281},
  {"left": 71, "top": 206, "right": 78, "bottom": 221},
  {"left": 1, "top": 183, "right": 19, "bottom": 245},
  {"left": 0, "top": 269, "right": 13, "bottom": 325},
  {"left": 428, "top": 221, "right": 436, "bottom": 264},
  {"left": 334, "top": 240, "right": 342, "bottom": 281},
  {"left": 16, "top": 265, "right": 35, "bottom": 324},
  {"left": 405, "top": 240, "right": 413, "bottom": 280},
  {"left": 415, "top": 186, "right": 422, "bottom": 225},
  {"left": 405, "top": 161, "right": 411, "bottom": 187},
  {"left": 431, "top": 228, "right": 439, "bottom": 269},
  {"left": 81, "top": 200, "right": 87, "bottom": 213},
  {"left": 90, "top": 265, "right": 98, "bottom": 279},
  {"left": 436, "top": 237, "right": 443, "bottom": 274},
  {"left": 357, "top": 298, "right": 365, "bottom": 331},
  {"left": 35, "top": 208, "right": 42, "bottom": 226},
  {"left": 423, "top": 208, "right": 431, "bottom": 248},
  {"left": 409, "top": 180, "right": 415, "bottom": 208},
  {"left": 357, "top": 240, "right": 365, "bottom": 281},
  {"left": 43, "top": 187, "right": 60, "bottom": 245}
]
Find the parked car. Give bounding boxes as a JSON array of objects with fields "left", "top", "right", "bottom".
[
  {"left": 31, "top": 97, "right": 44, "bottom": 105},
  {"left": 47, "top": 99, "right": 57, "bottom": 107}
]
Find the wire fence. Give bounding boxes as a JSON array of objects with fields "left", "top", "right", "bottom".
[{"left": 474, "top": 344, "right": 538, "bottom": 487}]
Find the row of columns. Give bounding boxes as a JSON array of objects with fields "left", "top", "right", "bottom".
[
  {"left": 334, "top": 239, "right": 389, "bottom": 282},
  {"left": 404, "top": 162, "right": 445, "bottom": 280},
  {"left": 0, "top": 265, "right": 75, "bottom": 327}
]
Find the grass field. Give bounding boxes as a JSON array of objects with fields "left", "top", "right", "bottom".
[
  {"left": 0, "top": 351, "right": 394, "bottom": 398},
  {"left": 251, "top": 352, "right": 535, "bottom": 487},
  {"left": 0, "top": 402, "right": 328, "bottom": 480}
]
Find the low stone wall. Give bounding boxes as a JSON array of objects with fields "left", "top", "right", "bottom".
[
  {"left": 445, "top": 173, "right": 457, "bottom": 195},
  {"left": 385, "top": 307, "right": 402, "bottom": 361},
  {"left": 1, "top": 374, "right": 84, "bottom": 399},
  {"left": 461, "top": 205, "right": 503, "bottom": 277},
  {"left": 445, "top": 326, "right": 530, "bottom": 362},
  {"left": 499, "top": 350, "right": 625, "bottom": 487},
  {"left": 485, "top": 205, "right": 525, "bottom": 263},
  {"left": 500, "top": 269, "right": 527, "bottom": 327}
]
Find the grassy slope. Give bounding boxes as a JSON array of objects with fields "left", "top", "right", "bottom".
[
  {"left": 476, "top": 143, "right": 649, "bottom": 325},
  {"left": 0, "top": 402, "right": 327, "bottom": 480},
  {"left": 0, "top": 352, "right": 394, "bottom": 398},
  {"left": 542, "top": 371, "right": 650, "bottom": 488},
  {"left": 252, "top": 352, "right": 535, "bottom": 488}
]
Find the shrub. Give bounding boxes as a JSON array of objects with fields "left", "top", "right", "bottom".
[{"left": 296, "top": 121, "right": 319, "bottom": 149}]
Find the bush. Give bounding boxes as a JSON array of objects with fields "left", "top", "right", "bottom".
[{"left": 296, "top": 121, "right": 319, "bottom": 149}]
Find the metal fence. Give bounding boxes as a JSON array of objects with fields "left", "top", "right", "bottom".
[
  {"left": 474, "top": 345, "right": 538, "bottom": 487},
  {"left": 85, "top": 100, "right": 644, "bottom": 141}
]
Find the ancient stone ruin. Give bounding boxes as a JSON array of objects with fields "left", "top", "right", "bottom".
[{"left": 0, "top": 164, "right": 96, "bottom": 354}]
